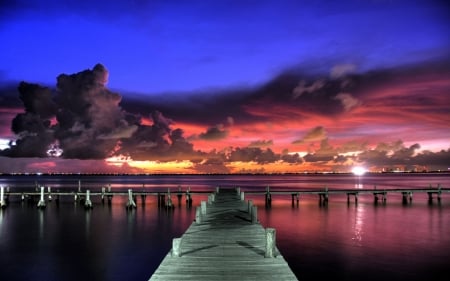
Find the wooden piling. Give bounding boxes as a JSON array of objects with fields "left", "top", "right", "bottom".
[
  {"left": 195, "top": 206, "right": 202, "bottom": 223},
  {"left": 265, "top": 228, "right": 276, "bottom": 258},
  {"left": 0, "top": 186, "right": 6, "bottom": 209},
  {"left": 201, "top": 200, "right": 207, "bottom": 215},
  {"left": 251, "top": 205, "right": 258, "bottom": 224},
  {"left": 126, "top": 189, "right": 137, "bottom": 210},
  {"left": 85, "top": 190, "right": 93, "bottom": 210},
  {"left": 37, "top": 186, "right": 46, "bottom": 209},
  {"left": 171, "top": 238, "right": 182, "bottom": 257}
]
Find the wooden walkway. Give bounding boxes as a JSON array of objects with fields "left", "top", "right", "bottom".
[{"left": 149, "top": 188, "right": 298, "bottom": 281}]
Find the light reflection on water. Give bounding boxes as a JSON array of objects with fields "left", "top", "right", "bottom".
[{"left": 0, "top": 174, "right": 448, "bottom": 281}]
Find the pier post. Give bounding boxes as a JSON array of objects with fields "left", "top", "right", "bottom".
[
  {"left": 78, "top": 180, "right": 81, "bottom": 193},
  {"left": 166, "top": 189, "right": 173, "bottom": 209},
  {"left": 47, "top": 186, "right": 52, "bottom": 201},
  {"left": 177, "top": 186, "right": 182, "bottom": 206},
  {"left": 37, "top": 186, "right": 46, "bottom": 209},
  {"left": 427, "top": 192, "right": 433, "bottom": 203},
  {"left": 201, "top": 201, "right": 207, "bottom": 215},
  {"left": 208, "top": 194, "right": 212, "bottom": 204},
  {"left": 265, "top": 186, "right": 271, "bottom": 207},
  {"left": 85, "top": 190, "right": 93, "bottom": 209},
  {"left": 240, "top": 191, "right": 245, "bottom": 201},
  {"left": 107, "top": 184, "right": 113, "bottom": 205},
  {"left": 195, "top": 206, "right": 202, "bottom": 223},
  {"left": 208, "top": 193, "right": 215, "bottom": 204},
  {"left": 265, "top": 228, "right": 276, "bottom": 258},
  {"left": 236, "top": 187, "right": 241, "bottom": 196},
  {"left": 251, "top": 205, "right": 258, "bottom": 224},
  {"left": 248, "top": 200, "right": 253, "bottom": 213},
  {"left": 159, "top": 194, "right": 166, "bottom": 208},
  {"left": 438, "top": 184, "right": 442, "bottom": 203},
  {"left": 101, "top": 187, "right": 106, "bottom": 204},
  {"left": 0, "top": 186, "right": 6, "bottom": 209},
  {"left": 402, "top": 192, "right": 408, "bottom": 205},
  {"left": 126, "top": 189, "right": 137, "bottom": 210},
  {"left": 185, "top": 187, "right": 192, "bottom": 207},
  {"left": 215, "top": 186, "right": 220, "bottom": 194},
  {"left": 171, "top": 238, "right": 182, "bottom": 257}
]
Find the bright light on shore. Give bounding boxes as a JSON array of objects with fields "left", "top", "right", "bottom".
[{"left": 352, "top": 166, "right": 366, "bottom": 176}]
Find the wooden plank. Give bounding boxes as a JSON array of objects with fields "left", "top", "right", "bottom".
[{"left": 149, "top": 188, "right": 298, "bottom": 281}]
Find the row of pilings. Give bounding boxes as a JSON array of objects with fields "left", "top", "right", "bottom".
[{"left": 0, "top": 184, "right": 195, "bottom": 211}]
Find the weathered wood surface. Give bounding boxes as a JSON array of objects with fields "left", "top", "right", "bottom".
[{"left": 149, "top": 188, "right": 298, "bottom": 281}]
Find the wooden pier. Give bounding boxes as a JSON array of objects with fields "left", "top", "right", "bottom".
[
  {"left": 0, "top": 183, "right": 448, "bottom": 210},
  {"left": 149, "top": 188, "right": 298, "bottom": 281}
]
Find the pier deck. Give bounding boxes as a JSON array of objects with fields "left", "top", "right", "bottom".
[{"left": 149, "top": 188, "right": 298, "bottom": 281}]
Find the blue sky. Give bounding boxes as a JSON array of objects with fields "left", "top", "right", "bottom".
[{"left": 1, "top": 0, "right": 448, "bottom": 94}]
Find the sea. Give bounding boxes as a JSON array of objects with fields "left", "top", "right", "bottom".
[{"left": 0, "top": 173, "right": 449, "bottom": 281}]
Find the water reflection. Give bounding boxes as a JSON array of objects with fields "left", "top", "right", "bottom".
[
  {"left": 39, "top": 209, "right": 44, "bottom": 241},
  {"left": 85, "top": 210, "right": 91, "bottom": 238},
  {"left": 351, "top": 204, "right": 364, "bottom": 246}
]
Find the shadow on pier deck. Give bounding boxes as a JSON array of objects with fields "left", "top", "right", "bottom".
[{"left": 149, "top": 188, "right": 298, "bottom": 281}]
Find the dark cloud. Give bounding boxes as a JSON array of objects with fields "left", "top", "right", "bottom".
[
  {"left": 117, "top": 112, "right": 204, "bottom": 162},
  {"left": 293, "top": 126, "right": 327, "bottom": 144},
  {"left": 281, "top": 153, "right": 303, "bottom": 164},
  {"left": 228, "top": 147, "right": 279, "bottom": 164},
  {"left": 248, "top": 140, "right": 273, "bottom": 148},
  {"left": 53, "top": 64, "right": 134, "bottom": 159},
  {"left": 1, "top": 64, "right": 200, "bottom": 162},
  {"left": 198, "top": 125, "right": 228, "bottom": 140},
  {"left": 192, "top": 158, "right": 231, "bottom": 174},
  {"left": 1, "top": 82, "right": 56, "bottom": 157},
  {"left": 303, "top": 139, "right": 336, "bottom": 163}
]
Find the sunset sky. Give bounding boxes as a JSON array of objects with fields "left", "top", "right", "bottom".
[{"left": 0, "top": 0, "right": 449, "bottom": 174}]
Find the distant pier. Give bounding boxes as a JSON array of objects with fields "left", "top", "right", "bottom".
[
  {"left": 149, "top": 187, "right": 298, "bottom": 280},
  {"left": 0, "top": 184, "right": 448, "bottom": 210}
]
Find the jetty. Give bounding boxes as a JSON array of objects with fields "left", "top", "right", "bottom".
[{"left": 149, "top": 187, "right": 298, "bottom": 281}]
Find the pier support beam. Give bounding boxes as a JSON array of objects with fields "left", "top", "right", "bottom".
[
  {"left": 47, "top": 187, "right": 52, "bottom": 201},
  {"left": 37, "top": 186, "right": 46, "bottom": 209},
  {"left": 291, "top": 193, "right": 299, "bottom": 207},
  {"left": 195, "top": 206, "right": 202, "bottom": 223},
  {"left": 126, "top": 189, "right": 137, "bottom": 210},
  {"left": 402, "top": 191, "right": 413, "bottom": 205},
  {"left": 185, "top": 187, "right": 192, "bottom": 207},
  {"left": 85, "top": 190, "right": 93, "bottom": 210},
  {"left": 101, "top": 187, "right": 106, "bottom": 204},
  {"left": 265, "top": 186, "right": 271, "bottom": 207},
  {"left": 240, "top": 191, "right": 245, "bottom": 201},
  {"left": 171, "top": 238, "right": 182, "bottom": 257},
  {"left": 107, "top": 185, "right": 113, "bottom": 205},
  {"left": 166, "top": 189, "right": 173, "bottom": 209},
  {"left": 248, "top": 200, "right": 253, "bottom": 214},
  {"left": 177, "top": 186, "right": 182, "bottom": 206},
  {"left": 0, "top": 186, "right": 6, "bottom": 209},
  {"left": 251, "top": 205, "right": 258, "bottom": 224},
  {"left": 320, "top": 191, "right": 329, "bottom": 205},
  {"left": 265, "top": 228, "right": 276, "bottom": 258},
  {"left": 201, "top": 200, "right": 207, "bottom": 215}
]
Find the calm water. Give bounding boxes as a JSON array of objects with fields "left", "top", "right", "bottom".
[{"left": 0, "top": 174, "right": 449, "bottom": 281}]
